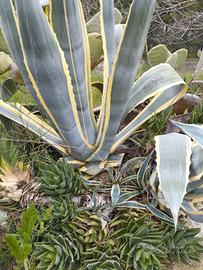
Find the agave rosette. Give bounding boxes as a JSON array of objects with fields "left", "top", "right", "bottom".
[{"left": 0, "top": 0, "right": 187, "bottom": 176}]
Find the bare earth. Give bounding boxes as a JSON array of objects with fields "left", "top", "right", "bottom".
[{"left": 162, "top": 256, "right": 203, "bottom": 270}]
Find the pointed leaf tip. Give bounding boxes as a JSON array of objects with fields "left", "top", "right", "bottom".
[{"left": 155, "top": 133, "right": 192, "bottom": 230}]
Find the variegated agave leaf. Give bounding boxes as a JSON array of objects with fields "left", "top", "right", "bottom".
[
  {"left": 155, "top": 133, "right": 192, "bottom": 229},
  {"left": 172, "top": 121, "right": 203, "bottom": 150},
  {"left": 0, "top": 0, "right": 187, "bottom": 176},
  {"left": 170, "top": 121, "right": 203, "bottom": 223}
]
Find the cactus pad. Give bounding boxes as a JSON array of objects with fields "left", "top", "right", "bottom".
[
  {"left": 148, "top": 44, "right": 171, "bottom": 66},
  {"left": 87, "top": 8, "right": 123, "bottom": 33}
]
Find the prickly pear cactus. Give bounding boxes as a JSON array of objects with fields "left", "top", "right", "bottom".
[
  {"left": 166, "top": 52, "right": 177, "bottom": 68},
  {"left": 88, "top": 33, "right": 103, "bottom": 70},
  {"left": 148, "top": 44, "right": 171, "bottom": 66},
  {"left": 174, "top": 48, "right": 188, "bottom": 69},
  {"left": 146, "top": 44, "right": 188, "bottom": 71},
  {"left": 197, "top": 50, "right": 202, "bottom": 58},
  {"left": 86, "top": 8, "right": 123, "bottom": 33}
]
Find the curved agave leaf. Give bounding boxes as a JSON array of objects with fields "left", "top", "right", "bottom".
[
  {"left": 116, "top": 201, "right": 146, "bottom": 210},
  {"left": 126, "top": 64, "right": 185, "bottom": 114},
  {"left": 186, "top": 143, "right": 203, "bottom": 204},
  {"left": 50, "top": 0, "right": 96, "bottom": 145},
  {"left": 96, "top": 0, "right": 116, "bottom": 133},
  {"left": 90, "top": 0, "right": 156, "bottom": 162},
  {"left": 189, "top": 143, "right": 203, "bottom": 181},
  {"left": 0, "top": 100, "right": 68, "bottom": 154},
  {"left": 100, "top": 0, "right": 116, "bottom": 82},
  {"left": 112, "top": 71, "right": 186, "bottom": 153},
  {"left": 172, "top": 121, "right": 203, "bottom": 150},
  {"left": 0, "top": 0, "right": 56, "bottom": 129},
  {"left": 146, "top": 202, "right": 175, "bottom": 226},
  {"left": 137, "top": 150, "right": 154, "bottom": 188},
  {"left": 155, "top": 133, "right": 192, "bottom": 229}
]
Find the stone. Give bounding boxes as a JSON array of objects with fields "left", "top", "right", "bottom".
[
  {"left": 173, "top": 93, "right": 202, "bottom": 115},
  {"left": 10, "top": 62, "right": 24, "bottom": 85},
  {"left": 0, "top": 52, "right": 12, "bottom": 75}
]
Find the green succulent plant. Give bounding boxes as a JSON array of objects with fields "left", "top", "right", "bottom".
[
  {"left": 111, "top": 213, "right": 167, "bottom": 270},
  {"left": 164, "top": 227, "right": 203, "bottom": 265},
  {"left": 40, "top": 160, "right": 85, "bottom": 198},
  {"left": 188, "top": 103, "right": 203, "bottom": 124},
  {"left": 51, "top": 196, "right": 76, "bottom": 222},
  {"left": 68, "top": 211, "right": 108, "bottom": 245},
  {"left": 34, "top": 234, "right": 81, "bottom": 270},
  {"left": 81, "top": 247, "right": 123, "bottom": 270},
  {"left": 5, "top": 204, "right": 38, "bottom": 269}
]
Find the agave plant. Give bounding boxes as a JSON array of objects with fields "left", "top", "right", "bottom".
[
  {"left": 111, "top": 213, "right": 167, "bottom": 269},
  {"left": 0, "top": 0, "right": 186, "bottom": 176},
  {"left": 40, "top": 160, "right": 84, "bottom": 197},
  {"left": 34, "top": 234, "right": 81, "bottom": 270},
  {"left": 164, "top": 226, "right": 203, "bottom": 265}
]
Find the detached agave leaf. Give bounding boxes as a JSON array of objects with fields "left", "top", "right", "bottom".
[{"left": 155, "top": 133, "right": 192, "bottom": 229}]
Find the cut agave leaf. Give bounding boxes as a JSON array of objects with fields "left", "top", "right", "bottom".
[{"left": 155, "top": 133, "right": 192, "bottom": 229}]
